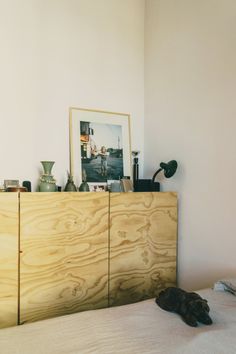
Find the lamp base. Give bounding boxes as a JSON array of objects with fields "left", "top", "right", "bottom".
[{"left": 134, "top": 179, "right": 160, "bottom": 192}]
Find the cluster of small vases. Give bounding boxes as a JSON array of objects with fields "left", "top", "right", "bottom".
[{"left": 38, "top": 162, "right": 89, "bottom": 192}]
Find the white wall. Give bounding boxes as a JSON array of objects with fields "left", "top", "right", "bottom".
[
  {"left": 0, "top": 0, "right": 144, "bottom": 190},
  {"left": 2, "top": 0, "right": 235, "bottom": 291},
  {"left": 145, "top": 0, "right": 236, "bottom": 290}
]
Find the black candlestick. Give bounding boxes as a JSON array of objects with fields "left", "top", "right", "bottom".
[
  {"left": 133, "top": 157, "right": 139, "bottom": 182},
  {"left": 132, "top": 151, "right": 140, "bottom": 190}
]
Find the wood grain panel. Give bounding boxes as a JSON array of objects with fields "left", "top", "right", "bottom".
[
  {"left": 109, "top": 192, "right": 177, "bottom": 306},
  {"left": 20, "top": 192, "right": 109, "bottom": 324},
  {"left": 0, "top": 193, "right": 18, "bottom": 328}
]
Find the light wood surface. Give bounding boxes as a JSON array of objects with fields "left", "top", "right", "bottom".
[
  {"left": 0, "top": 191, "right": 178, "bottom": 326},
  {"left": 109, "top": 192, "right": 177, "bottom": 306},
  {"left": 19, "top": 192, "right": 109, "bottom": 324},
  {"left": 0, "top": 193, "right": 18, "bottom": 328}
]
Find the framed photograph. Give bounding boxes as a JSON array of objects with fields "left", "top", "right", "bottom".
[
  {"left": 89, "top": 183, "right": 108, "bottom": 192},
  {"left": 4, "top": 180, "right": 19, "bottom": 189},
  {"left": 69, "top": 107, "right": 132, "bottom": 187}
]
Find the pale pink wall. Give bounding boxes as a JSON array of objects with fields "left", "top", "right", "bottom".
[{"left": 144, "top": 0, "right": 236, "bottom": 290}]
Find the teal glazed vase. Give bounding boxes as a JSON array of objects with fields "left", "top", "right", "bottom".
[{"left": 39, "top": 161, "right": 56, "bottom": 192}]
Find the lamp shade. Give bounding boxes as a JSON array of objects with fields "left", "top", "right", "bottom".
[
  {"left": 160, "top": 160, "right": 178, "bottom": 178},
  {"left": 152, "top": 160, "right": 178, "bottom": 184}
]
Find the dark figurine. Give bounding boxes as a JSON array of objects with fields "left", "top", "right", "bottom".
[
  {"left": 64, "top": 172, "right": 77, "bottom": 191},
  {"left": 78, "top": 169, "right": 90, "bottom": 192},
  {"left": 156, "top": 287, "right": 212, "bottom": 327}
]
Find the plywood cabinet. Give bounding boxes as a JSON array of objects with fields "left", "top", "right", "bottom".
[
  {"left": 19, "top": 192, "right": 109, "bottom": 324},
  {"left": 0, "top": 193, "right": 18, "bottom": 329},
  {"left": 0, "top": 191, "right": 177, "bottom": 328},
  {"left": 109, "top": 192, "right": 177, "bottom": 306}
]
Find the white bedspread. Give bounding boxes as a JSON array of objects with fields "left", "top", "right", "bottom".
[{"left": 0, "top": 289, "right": 236, "bottom": 354}]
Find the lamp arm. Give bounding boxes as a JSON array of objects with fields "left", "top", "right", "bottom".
[{"left": 151, "top": 168, "right": 163, "bottom": 184}]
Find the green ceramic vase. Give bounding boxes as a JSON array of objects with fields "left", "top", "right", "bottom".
[
  {"left": 78, "top": 168, "right": 90, "bottom": 192},
  {"left": 64, "top": 172, "right": 77, "bottom": 191},
  {"left": 39, "top": 161, "right": 56, "bottom": 192}
]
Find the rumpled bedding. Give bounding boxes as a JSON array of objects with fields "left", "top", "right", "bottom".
[
  {"left": 0, "top": 288, "right": 235, "bottom": 354},
  {"left": 214, "top": 278, "right": 236, "bottom": 295}
]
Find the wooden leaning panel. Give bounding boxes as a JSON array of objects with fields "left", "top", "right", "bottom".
[
  {"left": 19, "top": 192, "right": 109, "bottom": 324},
  {"left": 109, "top": 192, "right": 177, "bottom": 306},
  {"left": 0, "top": 193, "right": 18, "bottom": 328}
]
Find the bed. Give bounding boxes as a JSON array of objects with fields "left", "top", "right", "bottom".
[
  {"left": 0, "top": 286, "right": 235, "bottom": 354},
  {"left": 1, "top": 193, "right": 235, "bottom": 352}
]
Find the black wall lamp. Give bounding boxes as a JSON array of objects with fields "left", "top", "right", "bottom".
[
  {"left": 134, "top": 160, "right": 178, "bottom": 192},
  {"left": 151, "top": 160, "right": 178, "bottom": 184}
]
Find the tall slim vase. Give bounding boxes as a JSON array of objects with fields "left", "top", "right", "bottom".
[{"left": 39, "top": 161, "right": 56, "bottom": 192}]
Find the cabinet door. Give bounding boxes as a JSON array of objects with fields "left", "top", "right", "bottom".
[
  {"left": 109, "top": 192, "right": 177, "bottom": 306},
  {"left": 19, "top": 192, "right": 109, "bottom": 324},
  {"left": 0, "top": 193, "right": 18, "bottom": 328}
]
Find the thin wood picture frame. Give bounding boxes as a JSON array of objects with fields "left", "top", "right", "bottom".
[{"left": 69, "top": 107, "right": 132, "bottom": 187}]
